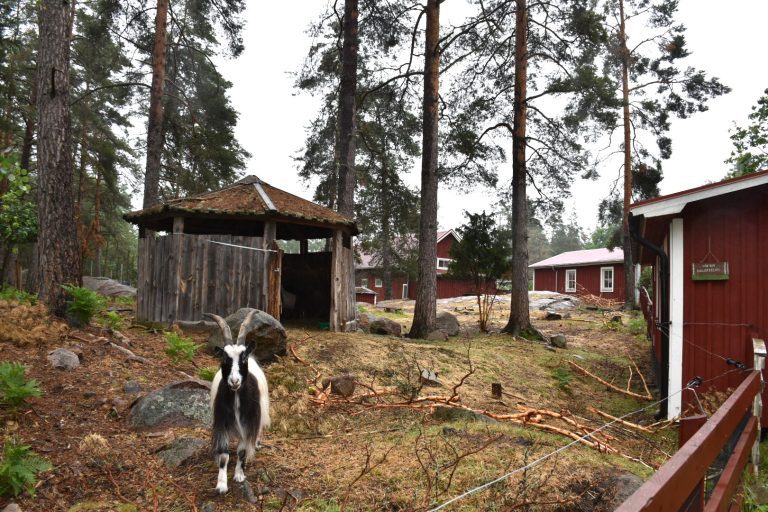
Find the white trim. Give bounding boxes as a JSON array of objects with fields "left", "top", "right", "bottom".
[
  {"left": 668, "top": 218, "right": 684, "bottom": 419},
  {"left": 565, "top": 269, "right": 577, "bottom": 293},
  {"left": 374, "top": 278, "right": 383, "bottom": 288},
  {"left": 631, "top": 173, "right": 768, "bottom": 219},
  {"left": 634, "top": 263, "right": 641, "bottom": 305},
  {"left": 600, "top": 266, "right": 614, "bottom": 293},
  {"left": 402, "top": 283, "right": 409, "bottom": 299},
  {"left": 532, "top": 269, "right": 536, "bottom": 290},
  {"left": 436, "top": 258, "right": 453, "bottom": 270}
]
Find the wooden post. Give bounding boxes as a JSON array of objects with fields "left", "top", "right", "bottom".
[
  {"left": 262, "top": 221, "right": 276, "bottom": 312},
  {"left": 266, "top": 240, "right": 283, "bottom": 319},
  {"left": 330, "top": 229, "right": 343, "bottom": 332},
  {"left": 300, "top": 239, "right": 308, "bottom": 255},
  {"left": 171, "top": 217, "right": 184, "bottom": 324},
  {"left": 491, "top": 383, "right": 502, "bottom": 399},
  {"left": 753, "top": 338, "right": 766, "bottom": 476}
]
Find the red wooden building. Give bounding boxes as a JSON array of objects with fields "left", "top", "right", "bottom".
[
  {"left": 356, "top": 230, "right": 493, "bottom": 301},
  {"left": 530, "top": 248, "right": 627, "bottom": 301},
  {"left": 630, "top": 169, "right": 768, "bottom": 420}
]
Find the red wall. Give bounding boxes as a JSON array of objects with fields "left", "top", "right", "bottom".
[
  {"left": 533, "top": 264, "right": 626, "bottom": 301},
  {"left": 355, "top": 269, "right": 496, "bottom": 301},
  {"left": 681, "top": 186, "right": 768, "bottom": 405}
]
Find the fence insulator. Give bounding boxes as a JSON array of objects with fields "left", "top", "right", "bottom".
[{"left": 686, "top": 376, "right": 703, "bottom": 388}]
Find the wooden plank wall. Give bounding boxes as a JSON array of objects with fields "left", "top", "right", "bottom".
[{"left": 136, "top": 234, "right": 266, "bottom": 324}]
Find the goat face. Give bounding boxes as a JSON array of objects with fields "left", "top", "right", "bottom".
[{"left": 215, "top": 344, "right": 253, "bottom": 392}]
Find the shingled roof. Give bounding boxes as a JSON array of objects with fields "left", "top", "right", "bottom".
[{"left": 124, "top": 175, "right": 358, "bottom": 238}]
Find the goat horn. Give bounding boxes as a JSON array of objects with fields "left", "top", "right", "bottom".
[
  {"left": 236, "top": 309, "right": 258, "bottom": 346},
  {"left": 204, "top": 313, "right": 233, "bottom": 345}
]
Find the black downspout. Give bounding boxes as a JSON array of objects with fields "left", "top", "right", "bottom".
[{"left": 629, "top": 213, "right": 670, "bottom": 420}]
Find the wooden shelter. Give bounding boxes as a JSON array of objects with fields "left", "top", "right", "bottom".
[{"left": 124, "top": 175, "right": 358, "bottom": 331}]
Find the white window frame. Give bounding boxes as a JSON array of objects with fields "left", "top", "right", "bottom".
[
  {"left": 565, "top": 269, "right": 577, "bottom": 293},
  {"left": 375, "top": 278, "right": 383, "bottom": 288},
  {"left": 600, "top": 266, "right": 614, "bottom": 293},
  {"left": 436, "top": 258, "right": 452, "bottom": 270},
  {"left": 402, "top": 283, "right": 409, "bottom": 299},
  {"left": 361, "top": 278, "right": 368, "bottom": 288}
]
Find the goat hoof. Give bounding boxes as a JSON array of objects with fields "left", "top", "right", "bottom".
[
  {"left": 216, "top": 484, "right": 228, "bottom": 494},
  {"left": 234, "top": 472, "right": 246, "bottom": 483}
]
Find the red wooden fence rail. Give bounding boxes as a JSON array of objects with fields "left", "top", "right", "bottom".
[{"left": 617, "top": 371, "right": 761, "bottom": 512}]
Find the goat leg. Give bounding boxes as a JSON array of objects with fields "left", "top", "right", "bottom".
[{"left": 234, "top": 441, "right": 247, "bottom": 483}]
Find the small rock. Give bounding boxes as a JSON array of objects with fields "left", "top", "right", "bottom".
[
  {"left": 156, "top": 437, "right": 207, "bottom": 468},
  {"left": 420, "top": 369, "right": 441, "bottom": 387},
  {"left": 111, "top": 397, "right": 129, "bottom": 410},
  {"left": 426, "top": 330, "right": 448, "bottom": 341},
  {"left": 435, "top": 312, "right": 460, "bottom": 336},
  {"left": 369, "top": 316, "right": 402, "bottom": 336},
  {"left": 544, "top": 311, "right": 562, "bottom": 321},
  {"left": 442, "top": 427, "right": 461, "bottom": 436},
  {"left": 48, "top": 348, "right": 80, "bottom": 370},
  {"left": 320, "top": 374, "right": 356, "bottom": 398},
  {"left": 610, "top": 315, "right": 623, "bottom": 324},
  {"left": 199, "top": 502, "right": 215, "bottom": 512},
  {"left": 3, "top": 503, "right": 22, "bottom": 512},
  {"left": 545, "top": 345, "right": 557, "bottom": 352},
  {"left": 550, "top": 334, "right": 567, "bottom": 349},
  {"left": 123, "top": 380, "right": 141, "bottom": 394},
  {"left": 433, "top": 405, "right": 497, "bottom": 423},
  {"left": 83, "top": 391, "right": 96, "bottom": 399}
]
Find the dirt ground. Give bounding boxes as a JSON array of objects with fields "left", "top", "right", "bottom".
[{"left": 0, "top": 294, "right": 677, "bottom": 511}]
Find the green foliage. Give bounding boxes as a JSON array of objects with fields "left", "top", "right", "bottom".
[
  {"left": 197, "top": 366, "right": 218, "bottom": 381},
  {"left": 627, "top": 316, "right": 647, "bottom": 336},
  {"left": 100, "top": 310, "right": 123, "bottom": 331},
  {"left": 449, "top": 211, "right": 511, "bottom": 284},
  {"left": 0, "top": 285, "right": 37, "bottom": 304},
  {"left": 726, "top": 88, "right": 768, "bottom": 177},
  {"left": 551, "top": 367, "right": 573, "bottom": 391},
  {"left": 0, "top": 440, "right": 51, "bottom": 497},
  {"left": 164, "top": 332, "right": 201, "bottom": 363},
  {"left": 0, "top": 362, "right": 42, "bottom": 409},
  {"left": 61, "top": 285, "right": 107, "bottom": 325},
  {"left": 0, "top": 156, "right": 37, "bottom": 247},
  {"left": 114, "top": 296, "right": 135, "bottom": 306},
  {"left": 638, "top": 266, "right": 654, "bottom": 296}
]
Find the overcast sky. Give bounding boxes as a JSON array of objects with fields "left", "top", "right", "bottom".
[{"left": 214, "top": 0, "right": 768, "bottom": 235}]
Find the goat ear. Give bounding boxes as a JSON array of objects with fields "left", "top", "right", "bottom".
[
  {"left": 243, "top": 343, "right": 255, "bottom": 357},
  {"left": 213, "top": 346, "right": 225, "bottom": 359}
]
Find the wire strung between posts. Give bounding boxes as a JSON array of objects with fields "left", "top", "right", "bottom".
[
  {"left": 426, "top": 365, "right": 753, "bottom": 512},
  {"left": 206, "top": 239, "right": 280, "bottom": 253},
  {"left": 656, "top": 325, "right": 745, "bottom": 369}
]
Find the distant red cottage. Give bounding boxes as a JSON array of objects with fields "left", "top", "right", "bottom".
[
  {"left": 356, "top": 230, "right": 492, "bottom": 301},
  {"left": 630, "top": 169, "right": 768, "bottom": 420},
  {"left": 530, "top": 248, "right": 627, "bottom": 301}
]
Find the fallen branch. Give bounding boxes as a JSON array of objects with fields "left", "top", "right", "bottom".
[
  {"left": 587, "top": 407, "right": 653, "bottom": 433},
  {"left": 568, "top": 361, "right": 653, "bottom": 401},
  {"left": 106, "top": 341, "right": 148, "bottom": 363},
  {"left": 631, "top": 357, "right": 652, "bottom": 398}
]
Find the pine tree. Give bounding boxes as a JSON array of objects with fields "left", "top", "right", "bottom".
[
  {"left": 35, "top": 0, "right": 81, "bottom": 315},
  {"left": 726, "top": 88, "right": 768, "bottom": 177}
]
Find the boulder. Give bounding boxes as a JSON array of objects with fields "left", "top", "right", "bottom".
[
  {"left": 357, "top": 313, "right": 377, "bottom": 333},
  {"left": 207, "top": 308, "right": 287, "bottom": 363},
  {"left": 420, "top": 369, "right": 441, "bottom": 387},
  {"left": 321, "top": 374, "right": 356, "bottom": 398},
  {"left": 433, "top": 405, "right": 497, "bottom": 423},
  {"left": 156, "top": 437, "right": 207, "bottom": 468},
  {"left": 47, "top": 348, "right": 80, "bottom": 370},
  {"left": 435, "top": 312, "right": 460, "bottom": 336},
  {"left": 127, "top": 380, "right": 211, "bottom": 430},
  {"left": 123, "top": 380, "right": 141, "bottom": 394},
  {"left": 82, "top": 276, "right": 136, "bottom": 297},
  {"left": 550, "top": 334, "right": 567, "bottom": 349},
  {"left": 544, "top": 311, "right": 563, "bottom": 321},
  {"left": 369, "top": 316, "right": 402, "bottom": 336},
  {"left": 427, "top": 330, "right": 448, "bottom": 342}
]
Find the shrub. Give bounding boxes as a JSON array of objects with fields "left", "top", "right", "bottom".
[
  {"left": 164, "top": 331, "right": 200, "bottom": 363},
  {"left": 0, "top": 362, "right": 42, "bottom": 409},
  {"left": 101, "top": 310, "right": 124, "bottom": 331},
  {"left": 551, "top": 367, "right": 573, "bottom": 391},
  {"left": 197, "top": 366, "right": 218, "bottom": 381},
  {"left": 0, "top": 285, "right": 37, "bottom": 305},
  {"left": 61, "top": 284, "right": 106, "bottom": 326},
  {"left": 0, "top": 440, "right": 51, "bottom": 497}
]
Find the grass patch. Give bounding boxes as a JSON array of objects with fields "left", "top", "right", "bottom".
[{"left": 0, "top": 285, "right": 36, "bottom": 304}]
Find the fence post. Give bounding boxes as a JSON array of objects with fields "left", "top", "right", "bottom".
[{"left": 752, "top": 338, "right": 766, "bottom": 476}]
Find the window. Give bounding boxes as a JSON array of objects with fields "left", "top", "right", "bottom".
[
  {"left": 361, "top": 278, "right": 368, "bottom": 288},
  {"left": 600, "top": 267, "right": 614, "bottom": 293},
  {"left": 565, "top": 269, "right": 577, "bottom": 292},
  {"left": 375, "top": 278, "right": 383, "bottom": 288},
  {"left": 437, "top": 258, "right": 452, "bottom": 270},
  {"left": 402, "top": 283, "right": 409, "bottom": 299}
]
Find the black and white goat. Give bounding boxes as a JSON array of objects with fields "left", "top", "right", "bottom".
[{"left": 205, "top": 311, "right": 270, "bottom": 494}]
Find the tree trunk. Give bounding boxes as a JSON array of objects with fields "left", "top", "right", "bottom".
[
  {"left": 409, "top": 0, "right": 440, "bottom": 339},
  {"left": 335, "top": 0, "right": 358, "bottom": 217},
  {"left": 20, "top": 78, "right": 38, "bottom": 172},
  {"left": 142, "top": 0, "right": 169, "bottom": 209},
  {"left": 36, "top": 0, "right": 81, "bottom": 315},
  {"left": 619, "top": 0, "right": 636, "bottom": 310},
  {"left": 93, "top": 169, "right": 102, "bottom": 277},
  {"left": 502, "top": 0, "right": 531, "bottom": 336}
]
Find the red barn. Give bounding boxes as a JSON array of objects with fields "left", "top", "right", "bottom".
[
  {"left": 630, "top": 169, "right": 768, "bottom": 420},
  {"left": 530, "top": 248, "right": 628, "bottom": 301},
  {"left": 356, "top": 230, "right": 493, "bottom": 301}
]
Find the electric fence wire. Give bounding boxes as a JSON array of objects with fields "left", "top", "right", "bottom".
[
  {"left": 426, "top": 365, "right": 753, "bottom": 512},
  {"left": 656, "top": 324, "right": 747, "bottom": 369}
]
